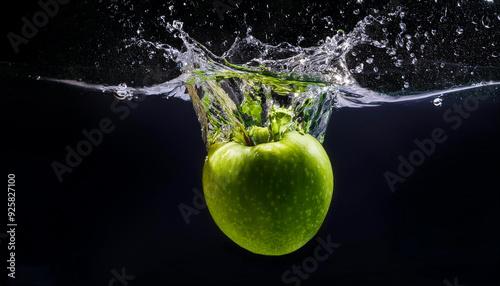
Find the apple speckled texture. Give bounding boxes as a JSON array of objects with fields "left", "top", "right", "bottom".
[{"left": 203, "top": 131, "right": 334, "bottom": 255}]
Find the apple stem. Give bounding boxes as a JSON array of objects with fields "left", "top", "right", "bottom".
[
  {"left": 238, "top": 123, "right": 255, "bottom": 146},
  {"left": 243, "top": 132, "right": 254, "bottom": 146}
]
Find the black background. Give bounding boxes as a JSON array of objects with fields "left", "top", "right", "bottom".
[{"left": 1, "top": 1, "right": 500, "bottom": 285}]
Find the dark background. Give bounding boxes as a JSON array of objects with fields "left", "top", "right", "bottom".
[{"left": 1, "top": 1, "right": 499, "bottom": 285}]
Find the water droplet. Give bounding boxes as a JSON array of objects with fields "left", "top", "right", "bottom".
[
  {"left": 404, "top": 82, "right": 410, "bottom": 88},
  {"left": 406, "top": 41, "right": 413, "bottom": 51},
  {"left": 36, "top": 76, "right": 41, "bottom": 80},
  {"left": 373, "top": 67, "right": 379, "bottom": 72},
  {"left": 353, "top": 9, "right": 360, "bottom": 15},
  {"left": 172, "top": 20, "right": 183, "bottom": 30},
  {"left": 355, "top": 63, "right": 364, "bottom": 73},
  {"left": 297, "top": 35, "right": 305, "bottom": 45},
  {"left": 492, "top": 51, "right": 499, "bottom": 58},
  {"left": 366, "top": 58, "right": 374, "bottom": 64},
  {"left": 440, "top": 62, "right": 445, "bottom": 68},
  {"left": 431, "top": 29, "right": 437, "bottom": 35},
  {"left": 456, "top": 27, "right": 464, "bottom": 34},
  {"left": 433, "top": 98, "right": 443, "bottom": 106}
]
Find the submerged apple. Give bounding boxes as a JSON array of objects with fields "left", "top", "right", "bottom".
[{"left": 203, "top": 128, "right": 333, "bottom": 255}]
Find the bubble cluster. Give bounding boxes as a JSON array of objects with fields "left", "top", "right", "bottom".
[{"left": 113, "top": 83, "right": 135, "bottom": 100}]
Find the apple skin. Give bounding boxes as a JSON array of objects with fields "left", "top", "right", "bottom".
[{"left": 203, "top": 131, "right": 334, "bottom": 255}]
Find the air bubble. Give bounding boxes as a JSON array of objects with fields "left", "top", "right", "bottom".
[
  {"left": 456, "top": 27, "right": 463, "bottom": 34},
  {"left": 404, "top": 82, "right": 410, "bottom": 88},
  {"left": 353, "top": 9, "right": 360, "bottom": 15},
  {"left": 114, "top": 90, "right": 128, "bottom": 100},
  {"left": 114, "top": 83, "right": 134, "bottom": 100},
  {"left": 433, "top": 98, "right": 443, "bottom": 106}
]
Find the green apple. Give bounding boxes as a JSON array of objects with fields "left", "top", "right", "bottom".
[{"left": 203, "top": 129, "right": 334, "bottom": 256}]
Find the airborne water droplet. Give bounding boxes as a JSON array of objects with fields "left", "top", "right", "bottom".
[
  {"left": 355, "top": 63, "right": 364, "bottom": 73},
  {"left": 481, "top": 15, "right": 492, "bottom": 28}
]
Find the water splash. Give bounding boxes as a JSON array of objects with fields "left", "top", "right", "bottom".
[{"left": 14, "top": 2, "right": 497, "bottom": 148}]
